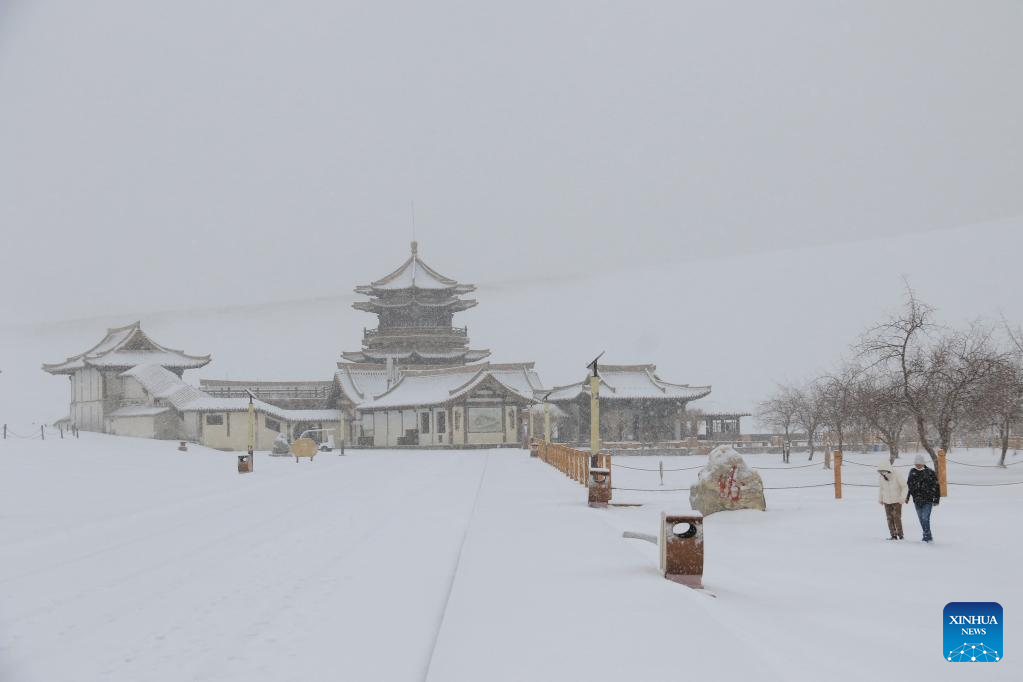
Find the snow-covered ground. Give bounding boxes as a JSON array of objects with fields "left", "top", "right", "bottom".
[{"left": 1, "top": 435, "right": 1020, "bottom": 681}]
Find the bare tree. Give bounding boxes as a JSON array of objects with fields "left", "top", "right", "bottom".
[
  {"left": 859, "top": 285, "right": 940, "bottom": 462},
  {"left": 918, "top": 323, "right": 1002, "bottom": 454},
  {"left": 852, "top": 369, "right": 910, "bottom": 463},
  {"left": 757, "top": 384, "right": 799, "bottom": 461},
  {"left": 974, "top": 352, "right": 1023, "bottom": 466},
  {"left": 792, "top": 381, "right": 824, "bottom": 461},
  {"left": 819, "top": 365, "right": 861, "bottom": 468}
]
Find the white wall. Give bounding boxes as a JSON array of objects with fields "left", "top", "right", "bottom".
[
  {"left": 108, "top": 415, "right": 156, "bottom": 438},
  {"left": 71, "top": 367, "right": 105, "bottom": 431}
]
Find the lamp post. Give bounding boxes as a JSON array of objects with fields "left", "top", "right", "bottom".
[
  {"left": 246, "top": 390, "right": 256, "bottom": 471},
  {"left": 587, "top": 352, "right": 605, "bottom": 460}
]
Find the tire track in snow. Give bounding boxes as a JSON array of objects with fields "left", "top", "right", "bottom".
[{"left": 421, "top": 452, "right": 490, "bottom": 682}]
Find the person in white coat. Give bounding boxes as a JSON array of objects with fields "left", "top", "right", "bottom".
[{"left": 878, "top": 460, "right": 909, "bottom": 540}]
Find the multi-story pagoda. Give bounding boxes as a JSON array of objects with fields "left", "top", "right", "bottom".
[{"left": 341, "top": 242, "right": 491, "bottom": 366}]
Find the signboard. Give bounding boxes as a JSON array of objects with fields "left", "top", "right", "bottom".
[
  {"left": 291, "top": 437, "right": 318, "bottom": 458},
  {"left": 467, "top": 406, "right": 503, "bottom": 433}
]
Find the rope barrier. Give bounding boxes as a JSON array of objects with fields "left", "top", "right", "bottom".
[
  {"left": 763, "top": 483, "right": 836, "bottom": 489},
  {"left": 948, "top": 480, "right": 1023, "bottom": 487},
  {"left": 612, "top": 460, "right": 826, "bottom": 472},
  {"left": 611, "top": 486, "right": 691, "bottom": 492},
  {"left": 948, "top": 458, "right": 1023, "bottom": 468},
  {"left": 841, "top": 458, "right": 879, "bottom": 468},
  {"left": 752, "top": 462, "right": 822, "bottom": 470},
  {"left": 611, "top": 462, "right": 705, "bottom": 472},
  {"left": 612, "top": 482, "right": 840, "bottom": 492}
]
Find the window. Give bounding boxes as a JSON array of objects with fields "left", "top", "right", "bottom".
[
  {"left": 437, "top": 411, "right": 447, "bottom": 434},
  {"left": 420, "top": 412, "right": 431, "bottom": 434},
  {"left": 265, "top": 417, "right": 281, "bottom": 432},
  {"left": 206, "top": 414, "right": 224, "bottom": 426},
  {"left": 454, "top": 410, "right": 461, "bottom": 432}
]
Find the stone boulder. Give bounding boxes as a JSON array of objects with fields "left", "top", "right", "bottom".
[
  {"left": 271, "top": 433, "right": 291, "bottom": 456},
  {"left": 689, "top": 445, "right": 766, "bottom": 516}
]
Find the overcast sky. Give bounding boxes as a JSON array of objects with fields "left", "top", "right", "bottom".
[{"left": 1, "top": 1, "right": 1021, "bottom": 324}]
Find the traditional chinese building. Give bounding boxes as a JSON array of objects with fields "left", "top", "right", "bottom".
[
  {"left": 348, "top": 362, "right": 542, "bottom": 447},
  {"left": 44, "top": 245, "right": 729, "bottom": 451},
  {"left": 545, "top": 364, "right": 711, "bottom": 444},
  {"left": 42, "top": 322, "right": 211, "bottom": 432},
  {"left": 341, "top": 241, "right": 490, "bottom": 366}
]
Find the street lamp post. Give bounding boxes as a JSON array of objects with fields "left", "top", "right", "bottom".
[
  {"left": 247, "top": 390, "right": 256, "bottom": 471},
  {"left": 587, "top": 352, "right": 605, "bottom": 461}
]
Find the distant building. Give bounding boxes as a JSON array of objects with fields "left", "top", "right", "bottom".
[
  {"left": 42, "top": 324, "right": 343, "bottom": 447},
  {"left": 42, "top": 322, "right": 210, "bottom": 432},
  {"left": 349, "top": 363, "right": 542, "bottom": 447},
  {"left": 701, "top": 412, "right": 752, "bottom": 440},
  {"left": 546, "top": 364, "right": 711, "bottom": 444},
  {"left": 45, "top": 244, "right": 733, "bottom": 451}
]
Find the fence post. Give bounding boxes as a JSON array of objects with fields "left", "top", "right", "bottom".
[
  {"left": 3, "top": 424, "right": 6, "bottom": 439},
  {"left": 40, "top": 425, "right": 45, "bottom": 440},
  {"left": 60, "top": 425, "right": 64, "bottom": 439},
  {"left": 937, "top": 449, "right": 948, "bottom": 497},
  {"left": 659, "top": 460, "right": 664, "bottom": 486},
  {"left": 833, "top": 450, "right": 842, "bottom": 499}
]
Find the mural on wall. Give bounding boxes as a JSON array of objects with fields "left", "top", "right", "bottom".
[{"left": 468, "top": 406, "right": 502, "bottom": 433}]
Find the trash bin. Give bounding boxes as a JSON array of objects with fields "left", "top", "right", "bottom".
[
  {"left": 659, "top": 512, "right": 704, "bottom": 587},
  {"left": 588, "top": 465, "right": 612, "bottom": 507},
  {"left": 237, "top": 454, "right": 253, "bottom": 474}
]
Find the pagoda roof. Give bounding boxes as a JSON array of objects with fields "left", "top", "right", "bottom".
[
  {"left": 546, "top": 364, "right": 711, "bottom": 402},
  {"left": 352, "top": 297, "right": 477, "bottom": 312},
  {"left": 340, "top": 348, "right": 491, "bottom": 364},
  {"left": 354, "top": 242, "right": 476, "bottom": 295},
  {"left": 359, "top": 362, "right": 542, "bottom": 410},
  {"left": 42, "top": 322, "right": 211, "bottom": 375}
]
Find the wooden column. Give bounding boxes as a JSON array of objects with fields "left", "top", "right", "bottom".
[
  {"left": 833, "top": 450, "right": 842, "bottom": 499},
  {"left": 937, "top": 449, "right": 948, "bottom": 497}
]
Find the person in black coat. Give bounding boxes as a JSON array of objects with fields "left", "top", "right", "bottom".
[{"left": 906, "top": 453, "right": 941, "bottom": 542}]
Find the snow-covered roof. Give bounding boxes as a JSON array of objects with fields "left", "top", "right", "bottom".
[
  {"left": 341, "top": 348, "right": 491, "bottom": 364},
  {"left": 107, "top": 405, "right": 172, "bottom": 418},
  {"left": 42, "top": 322, "right": 210, "bottom": 375},
  {"left": 546, "top": 364, "right": 711, "bottom": 402},
  {"left": 355, "top": 241, "right": 475, "bottom": 294},
  {"left": 123, "top": 364, "right": 206, "bottom": 411},
  {"left": 178, "top": 395, "right": 342, "bottom": 423},
  {"left": 122, "top": 364, "right": 341, "bottom": 423},
  {"left": 359, "top": 363, "right": 541, "bottom": 410},
  {"left": 334, "top": 364, "right": 394, "bottom": 403}
]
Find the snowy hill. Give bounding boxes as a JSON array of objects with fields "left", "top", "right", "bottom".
[{"left": 2, "top": 218, "right": 1021, "bottom": 427}]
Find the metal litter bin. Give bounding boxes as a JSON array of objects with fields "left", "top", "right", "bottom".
[
  {"left": 659, "top": 512, "right": 704, "bottom": 587},
  {"left": 588, "top": 465, "right": 612, "bottom": 507}
]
